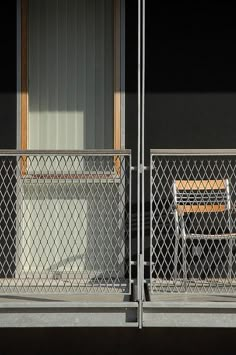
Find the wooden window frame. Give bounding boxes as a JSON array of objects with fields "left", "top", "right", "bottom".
[
  {"left": 21, "top": 0, "right": 122, "bottom": 152},
  {"left": 21, "top": 0, "right": 28, "bottom": 151}
]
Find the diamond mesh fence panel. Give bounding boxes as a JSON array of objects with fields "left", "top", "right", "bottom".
[
  {"left": 0, "top": 151, "right": 131, "bottom": 294},
  {"left": 151, "top": 151, "right": 236, "bottom": 294}
]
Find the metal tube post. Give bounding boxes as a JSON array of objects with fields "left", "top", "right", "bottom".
[{"left": 137, "top": 0, "right": 141, "bottom": 304}]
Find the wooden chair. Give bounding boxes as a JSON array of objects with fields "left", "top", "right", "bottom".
[{"left": 173, "top": 179, "right": 236, "bottom": 286}]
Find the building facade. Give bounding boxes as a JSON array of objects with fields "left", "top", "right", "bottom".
[{"left": 1, "top": 0, "right": 236, "bottom": 328}]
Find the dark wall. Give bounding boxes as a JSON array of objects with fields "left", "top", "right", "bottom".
[
  {"left": 145, "top": 2, "right": 236, "bottom": 151},
  {"left": 126, "top": 1, "right": 236, "bottom": 156},
  {"left": 0, "top": 1, "right": 17, "bottom": 149},
  {"left": 125, "top": 1, "right": 236, "bottom": 205},
  {"left": 0, "top": 1, "right": 17, "bottom": 277}
]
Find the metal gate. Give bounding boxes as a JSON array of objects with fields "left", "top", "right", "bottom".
[
  {"left": 0, "top": 150, "right": 132, "bottom": 295},
  {"left": 136, "top": 0, "right": 236, "bottom": 298},
  {"left": 149, "top": 150, "right": 236, "bottom": 295}
]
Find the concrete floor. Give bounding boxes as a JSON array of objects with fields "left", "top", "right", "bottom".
[
  {"left": 0, "top": 293, "right": 129, "bottom": 303},
  {"left": 150, "top": 293, "right": 236, "bottom": 303}
]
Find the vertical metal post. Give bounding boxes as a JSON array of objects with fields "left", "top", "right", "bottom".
[
  {"left": 141, "top": 0, "right": 146, "bottom": 300},
  {"left": 137, "top": 0, "right": 142, "bottom": 328},
  {"left": 137, "top": 0, "right": 145, "bottom": 328},
  {"left": 137, "top": 0, "right": 141, "bottom": 302},
  {"left": 137, "top": 0, "right": 141, "bottom": 300}
]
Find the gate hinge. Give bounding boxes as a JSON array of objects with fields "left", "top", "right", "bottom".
[
  {"left": 140, "top": 165, "right": 149, "bottom": 174},
  {"left": 131, "top": 166, "right": 150, "bottom": 173}
]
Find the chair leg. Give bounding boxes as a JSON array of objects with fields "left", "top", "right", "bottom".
[
  {"left": 228, "top": 239, "right": 233, "bottom": 280},
  {"left": 174, "top": 237, "right": 178, "bottom": 280},
  {"left": 183, "top": 237, "right": 187, "bottom": 291}
]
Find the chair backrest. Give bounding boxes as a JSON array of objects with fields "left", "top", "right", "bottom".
[{"left": 173, "top": 179, "right": 230, "bottom": 214}]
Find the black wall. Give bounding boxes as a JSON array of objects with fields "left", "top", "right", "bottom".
[
  {"left": 0, "top": 1, "right": 17, "bottom": 276},
  {"left": 125, "top": 1, "right": 236, "bottom": 206},
  {"left": 0, "top": 1, "right": 16, "bottom": 149},
  {"left": 126, "top": 1, "right": 236, "bottom": 157}
]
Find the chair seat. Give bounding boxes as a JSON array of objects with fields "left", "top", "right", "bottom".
[{"left": 186, "top": 233, "right": 236, "bottom": 240}]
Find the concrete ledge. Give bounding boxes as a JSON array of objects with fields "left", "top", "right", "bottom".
[
  {"left": 143, "top": 301, "right": 236, "bottom": 328},
  {"left": 0, "top": 302, "right": 138, "bottom": 328}
]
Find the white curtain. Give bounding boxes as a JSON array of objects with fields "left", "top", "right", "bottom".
[{"left": 28, "top": 0, "right": 114, "bottom": 150}]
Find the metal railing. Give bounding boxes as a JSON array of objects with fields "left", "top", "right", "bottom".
[
  {"left": 150, "top": 150, "right": 236, "bottom": 294},
  {"left": 0, "top": 150, "right": 131, "bottom": 294},
  {"left": 6, "top": 148, "right": 236, "bottom": 297}
]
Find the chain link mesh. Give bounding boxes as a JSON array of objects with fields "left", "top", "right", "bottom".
[
  {"left": 151, "top": 152, "right": 236, "bottom": 294},
  {"left": 0, "top": 151, "right": 131, "bottom": 294}
]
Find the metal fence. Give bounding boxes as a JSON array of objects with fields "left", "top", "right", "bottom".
[
  {"left": 0, "top": 150, "right": 131, "bottom": 294},
  {"left": 150, "top": 150, "right": 236, "bottom": 294}
]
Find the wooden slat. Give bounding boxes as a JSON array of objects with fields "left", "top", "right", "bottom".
[
  {"left": 21, "top": 0, "right": 28, "bottom": 176},
  {"left": 175, "top": 179, "right": 226, "bottom": 191},
  {"left": 177, "top": 204, "right": 226, "bottom": 214}
]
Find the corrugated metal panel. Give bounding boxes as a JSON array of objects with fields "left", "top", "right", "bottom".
[{"left": 28, "top": 0, "right": 114, "bottom": 150}]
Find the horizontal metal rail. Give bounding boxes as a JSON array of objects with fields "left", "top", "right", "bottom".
[
  {"left": 0, "top": 151, "right": 132, "bottom": 295},
  {"left": 0, "top": 149, "right": 131, "bottom": 156},
  {"left": 151, "top": 149, "right": 236, "bottom": 156},
  {"left": 150, "top": 151, "right": 236, "bottom": 295}
]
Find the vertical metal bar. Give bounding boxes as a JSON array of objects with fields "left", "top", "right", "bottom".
[
  {"left": 137, "top": 0, "right": 144, "bottom": 329},
  {"left": 180, "top": 212, "right": 187, "bottom": 290},
  {"left": 228, "top": 238, "right": 233, "bottom": 280},
  {"left": 149, "top": 153, "right": 153, "bottom": 293},
  {"left": 183, "top": 236, "right": 187, "bottom": 292},
  {"left": 226, "top": 178, "right": 233, "bottom": 279},
  {"left": 137, "top": 0, "right": 141, "bottom": 302},
  {"left": 173, "top": 182, "right": 179, "bottom": 280},
  {"left": 179, "top": 215, "right": 187, "bottom": 291},
  {"left": 141, "top": 0, "right": 145, "bottom": 302},
  {"left": 129, "top": 154, "right": 132, "bottom": 294},
  {"left": 137, "top": 0, "right": 145, "bottom": 327}
]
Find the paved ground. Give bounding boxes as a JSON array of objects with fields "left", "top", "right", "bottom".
[{"left": 1, "top": 328, "right": 235, "bottom": 355}]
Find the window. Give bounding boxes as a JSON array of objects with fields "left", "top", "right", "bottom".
[{"left": 21, "top": 0, "right": 121, "bottom": 151}]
